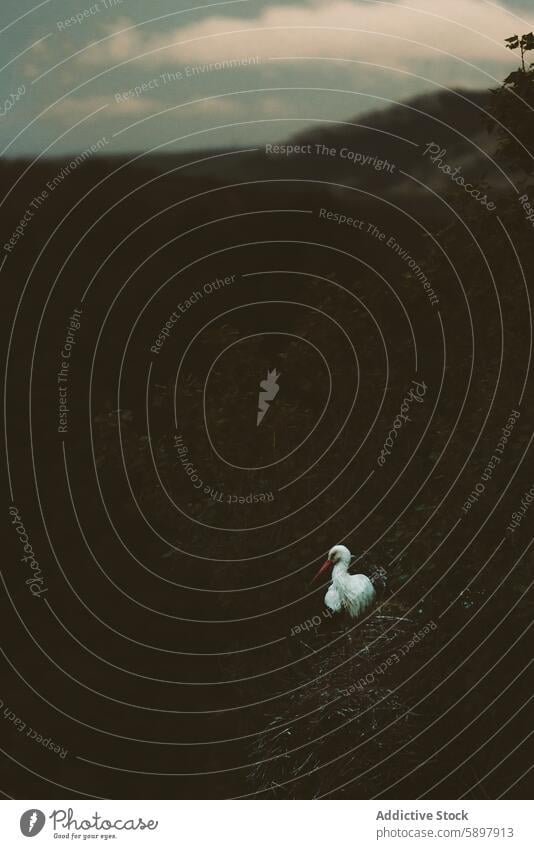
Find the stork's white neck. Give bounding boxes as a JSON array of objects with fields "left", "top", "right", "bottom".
[{"left": 332, "top": 559, "right": 351, "bottom": 583}]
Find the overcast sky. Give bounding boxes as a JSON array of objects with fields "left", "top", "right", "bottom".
[{"left": 0, "top": 0, "right": 532, "bottom": 157}]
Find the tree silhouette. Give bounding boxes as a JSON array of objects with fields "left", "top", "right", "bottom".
[
  {"left": 504, "top": 32, "right": 534, "bottom": 72},
  {"left": 490, "top": 33, "right": 534, "bottom": 173}
]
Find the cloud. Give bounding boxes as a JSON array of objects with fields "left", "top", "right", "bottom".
[
  {"left": 76, "top": 0, "right": 521, "bottom": 79},
  {"left": 177, "top": 96, "right": 243, "bottom": 116},
  {"left": 48, "top": 94, "right": 158, "bottom": 122}
]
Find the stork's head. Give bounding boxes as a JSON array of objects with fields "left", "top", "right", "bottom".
[{"left": 311, "top": 544, "right": 351, "bottom": 583}]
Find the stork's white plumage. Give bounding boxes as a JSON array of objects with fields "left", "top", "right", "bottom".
[{"left": 312, "top": 544, "right": 376, "bottom": 619}]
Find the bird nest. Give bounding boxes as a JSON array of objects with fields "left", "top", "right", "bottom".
[{"left": 247, "top": 609, "right": 430, "bottom": 798}]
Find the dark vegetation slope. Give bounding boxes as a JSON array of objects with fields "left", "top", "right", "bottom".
[{"left": 1, "top": 80, "right": 532, "bottom": 799}]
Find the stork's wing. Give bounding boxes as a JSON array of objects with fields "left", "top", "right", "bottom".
[{"left": 325, "top": 584, "right": 342, "bottom": 612}]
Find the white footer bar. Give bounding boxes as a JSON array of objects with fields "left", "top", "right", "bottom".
[{"left": 2, "top": 800, "right": 531, "bottom": 848}]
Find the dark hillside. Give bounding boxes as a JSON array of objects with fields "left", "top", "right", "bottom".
[{"left": 1, "top": 82, "right": 532, "bottom": 798}]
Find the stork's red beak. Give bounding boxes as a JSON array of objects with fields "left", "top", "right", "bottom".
[{"left": 311, "top": 558, "right": 333, "bottom": 584}]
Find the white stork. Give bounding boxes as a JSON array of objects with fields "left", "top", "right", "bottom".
[{"left": 312, "top": 544, "right": 378, "bottom": 619}]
